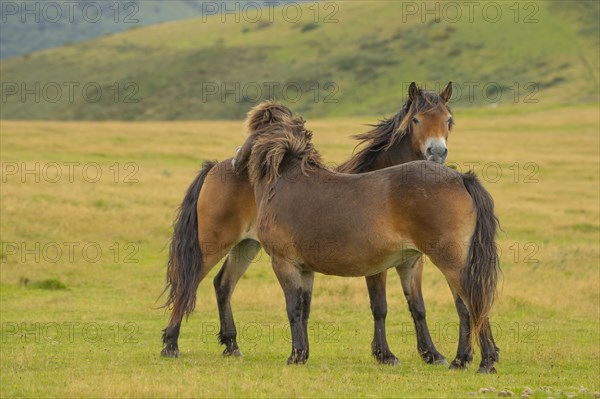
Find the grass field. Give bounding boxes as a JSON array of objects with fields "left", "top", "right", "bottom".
[{"left": 1, "top": 105, "right": 599, "bottom": 398}]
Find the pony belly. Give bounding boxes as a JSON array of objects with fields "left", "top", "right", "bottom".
[
  {"left": 239, "top": 223, "right": 258, "bottom": 241},
  {"left": 369, "top": 247, "right": 423, "bottom": 275},
  {"left": 297, "top": 240, "right": 422, "bottom": 277}
]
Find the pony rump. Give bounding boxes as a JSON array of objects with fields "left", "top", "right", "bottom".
[{"left": 162, "top": 160, "right": 217, "bottom": 324}]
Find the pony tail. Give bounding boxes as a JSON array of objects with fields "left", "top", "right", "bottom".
[
  {"left": 162, "top": 161, "right": 217, "bottom": 326},
  {"left": 462, "top": 171, "right": 501, "bottom": 342}
]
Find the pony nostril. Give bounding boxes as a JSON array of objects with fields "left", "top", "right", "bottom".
[{"left": 426, "top": 146, "right": 448, "bottom": 159}]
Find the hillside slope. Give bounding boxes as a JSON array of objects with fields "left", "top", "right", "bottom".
[
  {"left": 0, "top": 0, "right": 206, "bottom": 59},
  {"left": 1, "top": 0, "right": 598, "bottom": 120}
]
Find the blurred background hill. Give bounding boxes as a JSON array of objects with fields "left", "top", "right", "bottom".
[
  {"left": 1, "top": 0, "right": 598, "bottom": 120},
  {"left": 0, "top": 0, "right": 207, "bottom": 60}
]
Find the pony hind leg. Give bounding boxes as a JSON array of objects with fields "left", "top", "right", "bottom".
[
  {"left": 448, "top": 292, "right": 473, "bottom": 370},
  {"left": 477, "top": 321, "right": 500, "bottom": 373},
  {"left": 161, "top": 239, "right": 236, "bottom": 358},
  {"left": 365, "top": 272, "right": 399, "bottom": 365},
  {"left": 432, "top": 230, "right": 499, "bottom": 372},
  {"left": 449, "top": 292, "right": 499, "bottom": 373},
  {"left": 425, "top": 236, "right": 479, "bottom": 370},
  {"left": 271, "top": 257, "right": 313, "bottom": 365},
  {"left": 213, "top": 239, "right": 261, "bottom": 357},
  {"left": 161, "top": 323, "right": 181, "bottom": 358},
  {"left": 396, "top": 256, "right": 447, "bottom": 365}
]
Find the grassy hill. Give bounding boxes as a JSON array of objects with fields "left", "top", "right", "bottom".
[
  {"left": 0, "top": 0, "right": 207, "bottom": 60},
  {"left": 1, "top": 0, "right": 598, "bottom": 120}
]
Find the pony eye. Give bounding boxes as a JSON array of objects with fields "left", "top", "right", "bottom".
[{"left": 412, "top": 118, "right": 420, "bottom": 125}]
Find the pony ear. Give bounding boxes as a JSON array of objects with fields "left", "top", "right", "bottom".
[
  {"left": 408, "top": 82, "right": 420, "bottom": 102},
  {"left": 440, "top": 81, "right": 452, "bottom": 103},
  {"left": 262, "top": 109, "right": 273, "bottom": 124}
]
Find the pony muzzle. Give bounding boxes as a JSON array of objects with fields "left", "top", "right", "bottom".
[{"left": 424, "top": 139, "right": 448, "bottom": 164}]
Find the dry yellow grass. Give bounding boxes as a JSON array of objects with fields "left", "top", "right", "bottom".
[{"left": 1, "top": 105, "right": 599, "bottom": 397}]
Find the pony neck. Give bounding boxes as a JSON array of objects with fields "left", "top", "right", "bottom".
[{"left": 364, "top": 135, "right": 422, "bottom": 172}]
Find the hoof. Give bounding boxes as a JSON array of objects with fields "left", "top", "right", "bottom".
[
  {"left": 373, "top": 348, "right": 399, "bottom": 366},
  {"left": 286, "top": 348, "right": 308, "bottom": 365},
  {"left": 223, "top": 348, "right": 243, "bottom": 357},
  {"left": 286, "top": 357, "right": 307, "bottom": 365},
  {"left": 477, "top": 366, "right": 497, "bottom": 374},
  {"left": 420, "top": 350, "right": 448, "bottom": 366},
  {"left": 449, "top": 358, "right": 470, "bottom": 370},
  {"left": 433, "top": 358, "right": 449, "bottom": 366},
  {"left": 381, "top": 356, "right": 400, "bottom": 366},
  {"left": 161, "top": 347, "right": 180, "bottom": 358}
]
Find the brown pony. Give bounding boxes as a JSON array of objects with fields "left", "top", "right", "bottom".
[
  {"left": 161, "top": 83, "right": 457, "bottom": 367},
  {"left": 239, "top": 103, "right": 501, "bottom": 373}
]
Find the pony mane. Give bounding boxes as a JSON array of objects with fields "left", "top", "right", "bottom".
[
  {"left": 337, "top": 90, "right": 451, "bottom": 173},
  {"left": 245, "top": 100, "right": 295, "bottom": 132},
  {"left": 247, "top": 104, "right": 324, "bottom": 185}
]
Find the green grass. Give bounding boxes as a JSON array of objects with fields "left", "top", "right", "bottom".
[
  {"left": 1, "top": 105, "right": 599, "bottom": 397},
  {"left": 1, "top": 1, "right": 598, "bottom": 120}
]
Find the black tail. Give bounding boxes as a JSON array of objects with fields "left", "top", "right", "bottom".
[
  {"left": 162, "top": 161, "right": 217, "bottom": 326},
  {"left": 462, "top": 171, "right": 501, "bottom": 341}
]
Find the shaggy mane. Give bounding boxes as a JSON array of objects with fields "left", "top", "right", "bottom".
[
  {"left": 246, "top": 103, "right": 324, "bottom": 185},
  {"left": 245, "top": 100, "right": 295, "bottom": 133}
]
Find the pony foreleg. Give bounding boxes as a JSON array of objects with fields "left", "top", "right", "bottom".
[
  {"left": 213, "top": 239, "right": 261, "bottom": 357},
  {"left": 365, "top": 273, "right": 399, "bottom": 365},
  {"left": 300, "top": 270, "right": 314, "bottom": 361},
  {"left": 396, "top": 257, "right": 447, "bottom": 365},
  {"left": 271, "top": 258, "right": 312, "bottom": 365}
]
